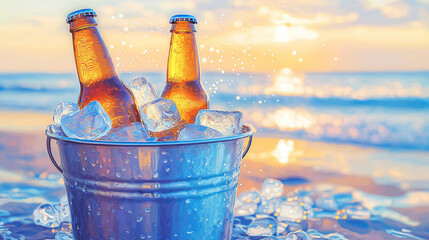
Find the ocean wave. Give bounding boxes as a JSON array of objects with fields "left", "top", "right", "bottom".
[
  {"left": 245, "top": 107, "right": 429, "bottom": 150},
  {"left": 0, "top": 85, "right": 76, "bottom": 93}
]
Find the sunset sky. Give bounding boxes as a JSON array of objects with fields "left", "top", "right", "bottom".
[{"left": 1, "top": 0, "right": 428, "bottom": 73}]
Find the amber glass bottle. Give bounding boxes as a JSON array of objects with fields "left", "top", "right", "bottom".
[
  {"left": 67, "top": 9, "right": 140, "bottom": 127},
  {"left": 161, "top": 14, "right": 208, "bottom": 124}
]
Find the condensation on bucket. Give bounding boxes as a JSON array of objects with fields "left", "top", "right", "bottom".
[{"left": 48, "top": 125, "right": 255, "bottom": 239}]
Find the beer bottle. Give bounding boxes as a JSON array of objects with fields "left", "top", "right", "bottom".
[
  {"left": 67, "top": 9, "right": 141, "bottom": 127},
  {"left": 161, "top": 14, "right": 208, "bottom": 124}
]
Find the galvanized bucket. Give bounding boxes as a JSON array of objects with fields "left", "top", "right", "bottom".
[{"left": 46, "top": 124, "right": 255, "bottom": 240}]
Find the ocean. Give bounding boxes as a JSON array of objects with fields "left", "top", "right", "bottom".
[{"left": 1, "top": 70, "right": 428, "bottom": 150}]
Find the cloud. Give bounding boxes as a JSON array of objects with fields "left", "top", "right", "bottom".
[
  {"left": 379, "top": 2, "right": 410, "bottom": 18},
  {"left": 273, "top": 12, "right": 360, "bottom": 26},
  {"left": 224, "top": 25, "right": 318, "bottom": 44}
]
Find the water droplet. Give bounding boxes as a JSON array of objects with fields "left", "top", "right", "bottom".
[
  {"left": 119, "top": 205, "right": 124, "bottom": 210},
  {"left": 145, "top": 207, "right": 151, "bottom": 213},
  {"left": 116, "top": 172, "right": 121, "bottom": 178},
  {"left": 137, "top": 217, "right": 143, "bottom": 222}
]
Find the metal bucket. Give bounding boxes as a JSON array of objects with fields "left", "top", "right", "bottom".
[{"left": 46, "top": 124, "right": 255, "bottom": 240}]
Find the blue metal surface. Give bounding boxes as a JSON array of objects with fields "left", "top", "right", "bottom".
[{"left": 46, "top": 124, "right": 255, "bottom": 239}]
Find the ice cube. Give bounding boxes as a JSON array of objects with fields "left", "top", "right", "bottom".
[
  {"left": 278, "top": 201, "right": 304, "bottom": 222},
  {"left": 342, "top": 202, "right": 370, "bottom": 220},
  {"left": 140, "top": 99, "right": 182, "bottom": 132},
  {"left": 127, "top": 77, "right": 159, "bottom": 109},
  {"left": 237, "top": 190, "right": 261, "bottom": 204},
  {"left": 234, "top": 202, "right": 257, "bottom": 217},
  {"left": 300, "top": 196, "right": 314, "bottom": 210},
  {"left": 257, "top": 197, "right": 282, "bottom": 214},
  {"left": 0, "top": 231, "right": 25, "bottom": 240},
  {"left": 315, "top": 195, "right": 337, "bottom": 211},
  {"left": 47, "top": 124, "right": 66, "bottom": 137},
  {"left": 56, "top": 196, "right": 71, "bottom": 223},
  {"left": 195, "top": 110, "right": 243, "bottom": 136},
  {"left": 177, "top": 124, "right": 222, "bottom": 141},
  {"left": 247, "top": 217, "right": 277, "bottom": 236},
  {"left": 99, "top": 122, "right": 151, "bottom": 142},
  {"left": 61, "top": 101, "right": 112, "bottom": 140},
  {"left": 55, "top": 231, "right": 74, "bottom": 240},
  {"left": 261, "top": 178, "right": 284, "bottom": 200},
  {"left": 151, "top": 119, "right": 186, "bottom": 141},
  {"left": 285, "top": 231, "right": 311, "bottom": 240},
  {"left": 261, "top": 237, "right": 286, "bottom": 240},
  {"left": 53, "top": 102, "right": 78, "bottom": 125},
  {"left": 33, "top": 203, "right": 61, "bottom": 228}
]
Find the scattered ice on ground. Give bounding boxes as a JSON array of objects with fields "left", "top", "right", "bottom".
[
  {"left": 177, "top": 124, "right": 222, "bottom": 141},
  {"left": 341, "top": 202, "right": 371, "bottom": 220},
  {"left": 234, "top": 201, "right": 258, "bottom": 217},
  {"left": 61, "top": 101, "right": 112, "bottom": 140},
  {"left": 0, "top": 231, "right": 26, "bottom": 240},
  {"left": 237, "top": 190, "right": 261, "bottom": 204},
  {"left": 257, "top": 197, "right": 281, "bottom": 214},
  {"left": 277, "top": 200, "right": 304, "bottom": 222},
  {"left": 53, "top": 102, "right": 78, "bottom": 125},
  {"left": 55, "top": 231, "right": 74, "bottom": 240},
  {"left": 261, "top": 178, "right": 284, "bottom": 200},
  {"left": 33, "top": 195, "right": 71, "bottom": 229},
  {"left": 56, "top": 196, "right": 71, "bottom": 223},
  {"left": 247, "top": 217, "right": 277, "bottom": 236},
  {"left": 127, "top": 77, "right": 159, "bottom": 109},
  {"left": 285, "top": 230, "right": 311, "bottom": 240},
  {"left": 195, "top": 110, "right": 243, "bottom": 136},
  {"left": 33, "top": 203, "right": 61, "bottom": 228}
]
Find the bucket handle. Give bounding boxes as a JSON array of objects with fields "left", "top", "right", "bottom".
[
  {"left": 46, "top": 135, "right": 63, "bottom": 173},
  {"left": 242, "top": 134, "right": 253, "bottom": 158}
]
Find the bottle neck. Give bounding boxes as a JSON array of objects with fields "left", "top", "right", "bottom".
[
  {"left": 70, "top": 17, "right": 118, "bottom": 86},
  {"left": 167, "top": 21, "right": 200, "bottom": 84}
]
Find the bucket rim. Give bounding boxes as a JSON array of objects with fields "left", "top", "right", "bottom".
[{"left": 46, "top": 124, "right": 256, "bottom": 146}]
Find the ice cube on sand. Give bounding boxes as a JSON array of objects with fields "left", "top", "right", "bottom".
[
  {"left": 278, "top": 201, "right": 304, "bottom": 222},
  {"left": 286, "top": 231, "right": 311, "bottom": 240},
  {"left": 247, "top": 217, "right": 277, "bottom": 236},
  {"left": 140, "top": 99, "right": 182, "bottom": 132},
  {"left": 195, "top": 110, "right": 243, "bottom": 136},
  {"left": 61, "top": 101, "right": 112, "bottom": 140},
  {"left": 53, "top": 102, "right": 78, "bottom": 125},
  {"left": 177, "top": 124, "right": 222, "bottom": 141},
  {"left": 99, "top": 122, "right": 152, "bottom": 142},
  {"left": 33, "top": 203, "right": 61, "bottom": 228},
  {"left": 261, "top": 178, "right": 284, "bottom": 200},
  {"left": 56, "top": 196, "right": 71, "bottom": 223},
  {"left": 234, "top": 201, "right": 258, "bottom": 217},
  {"left": 55, "top": 231, "right": 74, "bottom": 240},
  {"left": 127, "top": 77, "right": 159, "bottom": 109},
  {"left": 237, "top": 190, "right": 261, "bottom": 204}
]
